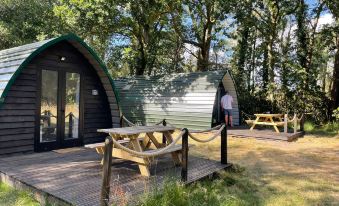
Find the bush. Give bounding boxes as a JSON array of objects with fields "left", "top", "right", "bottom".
[
  {"left": 332, "top": 107, "right": 339, "bottom": 121},
  {"left": 304, "top": 121, "right": 339, "bottom": 137}
]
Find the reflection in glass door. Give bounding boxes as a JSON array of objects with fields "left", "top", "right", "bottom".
[
  {"left": 64, "top": 72, "right": 80, "bottom": 139},
  {"left": 40, "top": 70, "right": 58, "bottom": 143}
]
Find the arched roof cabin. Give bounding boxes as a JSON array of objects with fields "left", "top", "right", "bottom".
[
  {"left": 115, "top": 70, "right": 240, "bottom": 130},
  {"left": 0, "top": 34, "right": 120, "bottom": 155}
]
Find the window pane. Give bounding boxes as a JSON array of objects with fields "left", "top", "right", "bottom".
[
  {"left": 65, "top": 72, "right": 80, "bottom": 139},
  {"left": 40, "top": 70, "right": 58, "bottom": 143}
]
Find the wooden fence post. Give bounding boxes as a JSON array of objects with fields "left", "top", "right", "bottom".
[
  {"left": 284, "top": 114, "right": 288, "bottom": 133},
  {"left": 162, "top": 119, "right": 167, "bottom": 145},
  {"left": 293, "top": 113, "right": 298, "bottom": 134},
  {"left": 181, "top": 128, "right": 188, "bottom": 182},
  {"left": 100, "top": 136, "right": 113, "bottom": 206},
  {"left": 221, "top": 124, "right": 227, "bottom": 164}
]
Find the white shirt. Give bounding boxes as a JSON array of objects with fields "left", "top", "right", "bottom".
[{"left": 221, "top": 94, "right": 233, "bottom": 109}]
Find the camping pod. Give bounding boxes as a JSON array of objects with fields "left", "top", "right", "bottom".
[
  {"left": 0, "top": 34, "right": 120, "bottom": 155},
  {"left": 115, "top": 70, "right": 240, "bottom": 130}
]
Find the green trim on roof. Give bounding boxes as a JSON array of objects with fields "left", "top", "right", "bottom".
[{"left": 0, "top": 33, "right": 120, "bottom": 111}]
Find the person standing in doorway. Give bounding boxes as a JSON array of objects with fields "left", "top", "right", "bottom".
[{"left": 221, "top": 90, "right": 233, "bottom": 127}]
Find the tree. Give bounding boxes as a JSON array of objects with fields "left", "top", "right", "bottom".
[
  {"left": 172, "top": 0, "right": 231, "bottom": 71},
  {"left": 0, "top": 0, "right": 66, "bottom": 50}
]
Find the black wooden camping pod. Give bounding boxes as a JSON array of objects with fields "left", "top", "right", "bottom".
[{"left": 0, "top": 34, "right": 120, "bottom": 155}]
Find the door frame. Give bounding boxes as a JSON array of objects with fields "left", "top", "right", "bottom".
[{"left": 34, "top": 65, "right": 85, "bottom": 152}]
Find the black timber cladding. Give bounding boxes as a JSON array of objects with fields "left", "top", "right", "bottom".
[{"left": 0, "top": 35, "right": 120, "bottom": 155}]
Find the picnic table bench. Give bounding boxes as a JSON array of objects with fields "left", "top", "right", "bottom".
[
  {"left": 249, "top": 114, "right": 284, "bottom": 133},
  {"left": 86, "top": 125, "right": 186, "bottom": 177}
]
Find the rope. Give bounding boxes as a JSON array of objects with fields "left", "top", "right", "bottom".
[
  {"left": 121, "top": 115, "right": 136, "bottom": 126},
  {"left": 108, "top": 130, "right": 186, "bottom": 157},
  {"left": 121, "top": 115, "right": 164, "bottom": 127},
  {"left": 241, "top": 111, "right": 255, "bottom": 120},
  {"left": 288, "top": 115, "right": 296, "bottom": 122},
  {"left": 189, "top": 124, "right": 223, "bottom": 133},
  {"left": 188, "top": 124, "right": 225, "bottom": 143},
  {"left": 287, "top": 114, "right": 304, "bottom": 122},
  {"left": 297, "top": 114, "right": 304, "bottom": 121}
]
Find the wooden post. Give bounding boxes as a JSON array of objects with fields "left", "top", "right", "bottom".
[
  {"left": 100, "top": 136, "right": 113, "bottom": 206},
  {"left": 181, "top": 128, "right": 188, "bottom": 182},
  {"left": 162, "top": 119, "right": 167, "bottom": 145},
  {"left": 293, "top": 113, "right": 298, "bottom": 134},
  {"left": 221, "top": 124, "right": 227, "bottom": 164},
  {"left": 284, "top": 114, "right": 288, "bottom": 133},
  {"left": 300, "top": 114, "right": 305, "bottom": 132}
]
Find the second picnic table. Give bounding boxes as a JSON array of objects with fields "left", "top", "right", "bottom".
[
  {"left": 96, "top": 125, "right": 182, "bottom": 176},
  {"left": 250, "top": 113, "right": 284, "bottom": 133}
]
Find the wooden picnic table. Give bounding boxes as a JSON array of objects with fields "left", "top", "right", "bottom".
[
  {"left": 250, "top": 113, "right": 284, "bottom": 133},
  {"left": 96, "top": 125, "right": 181, "bottom": 176}
]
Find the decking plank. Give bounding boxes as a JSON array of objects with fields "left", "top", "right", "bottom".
[
  {"left": 0, "top": 148, "right": 229, "bottom": 206},
  {"left": 228, "top": 129, "right": 303, "bottom": 142}
]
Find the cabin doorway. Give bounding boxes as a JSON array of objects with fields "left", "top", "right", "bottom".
[{"left": 36, "top": 68, "right": 83, "bottom": 152}]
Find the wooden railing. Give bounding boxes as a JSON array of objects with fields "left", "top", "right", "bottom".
[
  {"left": 100, "top": 119, "right": 228, "bottom": 206},
  {"left": 283, "top": 113, "right": 305, "bottom": 134}
]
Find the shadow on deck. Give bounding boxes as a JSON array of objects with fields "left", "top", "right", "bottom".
[
  {"left": 0, "top": 148, "right": 230, "bottom": 206},
  {"left": 228, "top": 126, "right": 304, "bottom": 142}
]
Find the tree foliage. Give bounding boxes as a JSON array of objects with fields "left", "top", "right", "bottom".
[{"left": 0, "top": 0, "right": 338, "bottom": 122}]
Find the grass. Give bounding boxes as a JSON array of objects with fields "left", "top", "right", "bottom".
[
  {"left": 138, "top": 166, "right": 262, "bottom": 206},
  {"left": 0, "top": 182, "right": 39, "bottom": 206},
  {"left": 137, "top": 130, "right": 339, "bottom": 206},
  {"left": 304, "top": 121, "right": 339, "bottom": 137}
]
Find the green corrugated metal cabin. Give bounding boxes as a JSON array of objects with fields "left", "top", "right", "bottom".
[
  {"left": 115, "top": 70, "right": 240, "bottom": 130},
  {"left": 0, "top": 34, "right": 120, "bottom": 155}
]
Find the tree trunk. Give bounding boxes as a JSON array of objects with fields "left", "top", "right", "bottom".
[
  {"left": 135, "top": 35, "right": 147, "bottom": 75},
  {"left": 196, "top": 2, "right": 214, "bottom": 72},
  {"left": 331, "top": 36, "right": 339, "bottom": 109},
  {"left": 237, "top": 26, "right": 250, "bottom": 90},
  {"left": 250, "top": 29, "right": 257, "bottom": 94},
  {"left": 262, "top": 43, "right": 269, "bottom": 91},
  {"left": 197, "top": 46, "right": 210, "bottom": 71},
  {"left": 296, "top": 0, "right": 309, "bottom": 89}
]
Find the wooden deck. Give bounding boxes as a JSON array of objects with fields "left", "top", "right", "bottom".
[
  {"left": 0, "top": 147, "right": 230, "bottom": 206},
  {"left": 228, "top": 128, "right": 304, "bottom": 141}
]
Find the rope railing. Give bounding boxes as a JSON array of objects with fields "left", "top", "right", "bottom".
[
  {"left": 297, "top": 114, "right": 304, "bottom": 121},
  {"left": 287, "top": 115, "right": 296, "bottom": 122},
  {"left": 189, "top": 124, "right": 223, "bottom": 133},
  {"left": 241, "top": 111, "right": 256, "bottom": 120},
  {"left": 188, "top": 124, "right": 225, "bottom": 143},
  {"left": 121, "top": 115, "right": 164, "bottom": 127},
  {"left": 286, "top": 114, "right": 304, "bottom": 122},
  {"left": 100, "top": 123, "right": 228, "bottom": 204},
  {"left": 109, "top": 130, "right": 186, "bottom": 157},
  {"left": 121, "top": 115, "right": 136, "bottom": 126}
]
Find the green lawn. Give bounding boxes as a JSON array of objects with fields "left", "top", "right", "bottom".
[{"left": 0, "top": 182, "right": 39, "bottom": 206}]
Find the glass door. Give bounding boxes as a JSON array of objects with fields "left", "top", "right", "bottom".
[
  {"left": 40, "top": 70, "right": 59, "bottom": 145},
  {"left": 37, "top": 69, "right": 82, "bottom": 151},
  {"left": 64, "top": 72, "right": 81, "bottom": 140}
]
